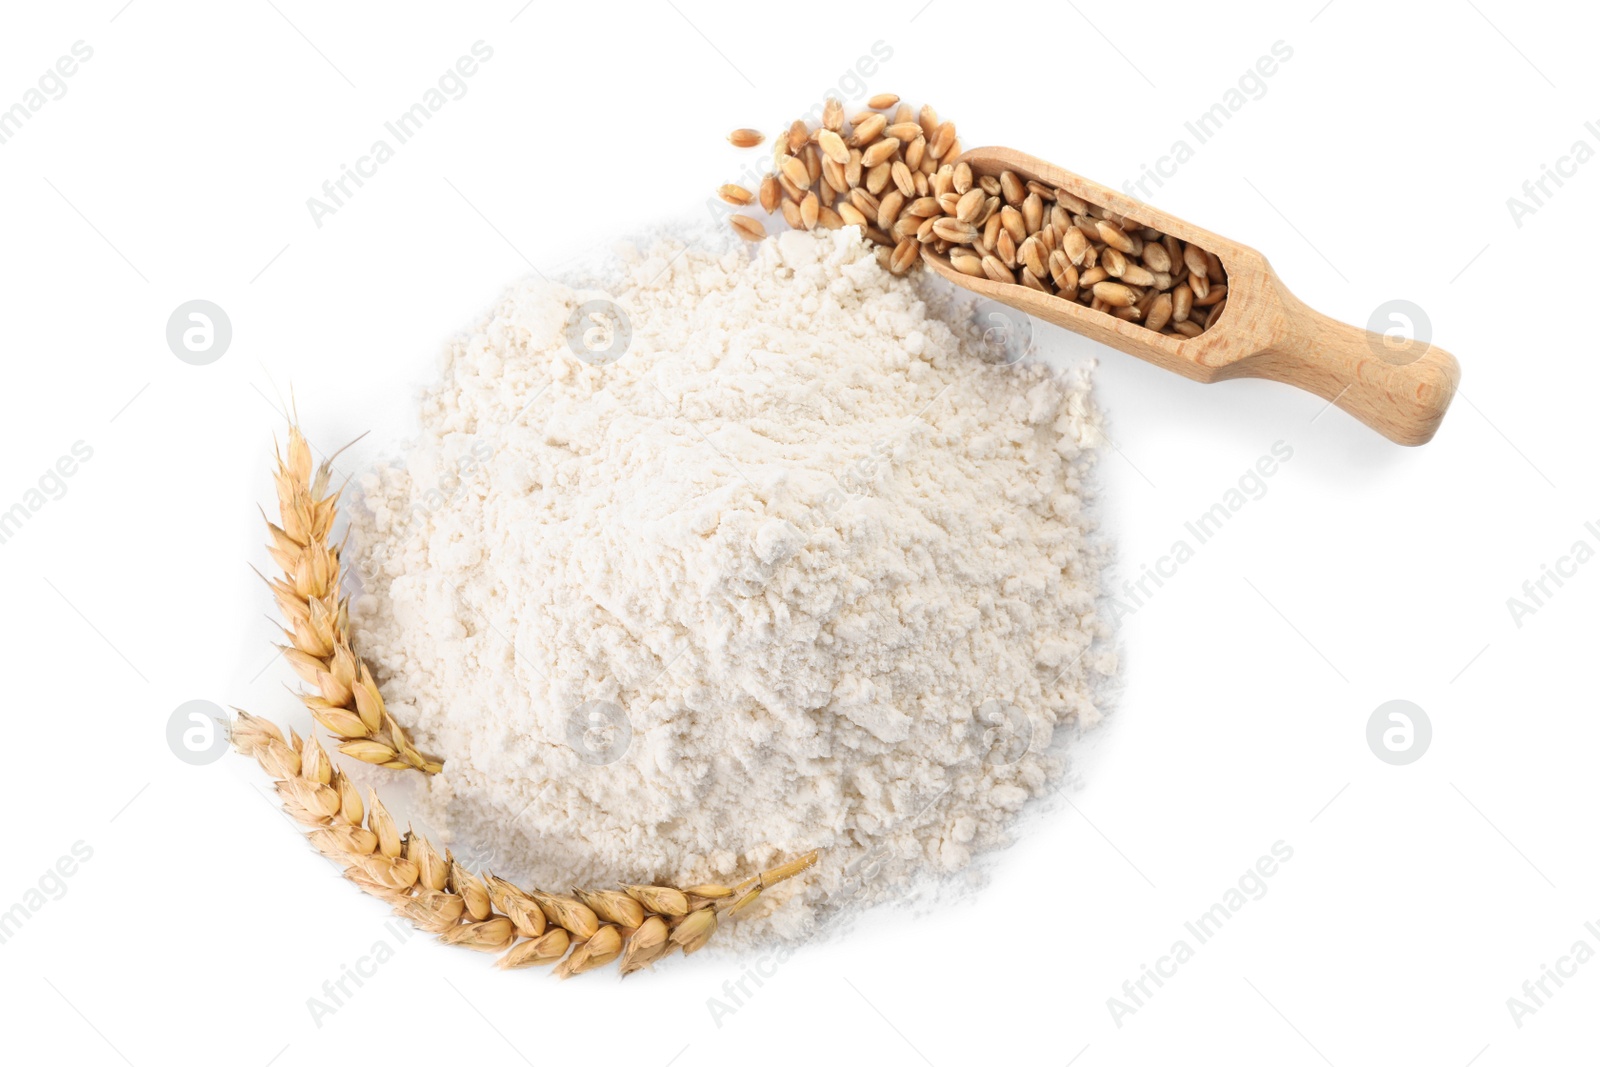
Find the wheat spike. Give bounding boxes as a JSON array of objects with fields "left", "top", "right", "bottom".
[{"left": 258, "top": 425, "right": 441, "bottom": 774}]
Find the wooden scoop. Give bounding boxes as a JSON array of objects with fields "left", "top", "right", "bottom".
[{"left": 922, "top": 147, "right": 1460, "bottom": 446}]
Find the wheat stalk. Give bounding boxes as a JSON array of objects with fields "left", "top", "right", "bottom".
[{"left": 240, "top": 423, "right": 819, "bottom": 975}]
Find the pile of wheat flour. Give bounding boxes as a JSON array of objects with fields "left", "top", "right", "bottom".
[{"left": 349, "top": 226, "right": 1116, "bottom": 941}]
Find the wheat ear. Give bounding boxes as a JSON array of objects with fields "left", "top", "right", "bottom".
[
  {"left": 257, "top": 425, "right": 440, "bottom": 773},
  {"left": 232, "top": 709, "right": 819, "bottom": 976}
]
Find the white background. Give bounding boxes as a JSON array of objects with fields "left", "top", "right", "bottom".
[{"left": 1, "top": 1, "right": 1594, "bottom": 1063}]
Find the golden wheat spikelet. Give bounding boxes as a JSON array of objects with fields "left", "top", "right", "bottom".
[{"left": 255, "top": 425, "right": 440, "bottom": 773}]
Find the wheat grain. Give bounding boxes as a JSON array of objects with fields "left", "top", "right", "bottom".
[
  {"left": 728, "top": 128, "right": 764, "bottom": 148},
  {"left": 891, "top": 160, "right": 915, "bottom": 198},
  {"left": 1000, "top": 206, "right": 1025, "bottom": 246},
  {"left": 779, "top": 155, "right": 811, "bottom": 190},
  {"left": 848, "top": 113, "right": 888, "bottom": 148},
  {"left": 1123, "top": 264, "right": 1157, "bottom": 288},
  {"left": 890, "top": 238, "right": 918, "bottom": 275},
  {"left": 1022, "top": 193, "right": 1044, "bottom": 235},
  {"left": 1093, "top": 281, "right": 1139, "bottom": 307},
  {"left": 823, "top": 98, "right": 844, "bottom": 132},
  {"left": 730, "top": 215, "right": 765, "bottom": 241},
  {"left": 801, "top": 191, "right": 820, "bottom": 230},
  {"left": 758, "top": 174, "right": 781, "bottom": 213},
  {"left": 817, "top": 128, "right": 849, "bottom": 164},
  {"left": 1097, "top": 220, "right": 1135, "bottom": 254},
  {"left": 864, "top": 139, "right": 902, "bottom": 168},
  {"left": 837, "top": 202, "right": 868, "bottom": 228},
  {"left": 903, "top": 137, "right": 926, "bottom": 172},
  {"left": 982, "top": 255, "right": 1014, "bottom": 284},
  {"left": 932, "top": 217, "right": 978, "bottom": 244}
]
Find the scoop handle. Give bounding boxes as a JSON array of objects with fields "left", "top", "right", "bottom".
[{"left": 1233, "top": 288, "right": 1460, "bottom": 446}]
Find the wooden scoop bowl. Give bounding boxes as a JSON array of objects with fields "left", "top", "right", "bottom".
[{"left": 923, "top": 147, "right": 1460, "bottom": 446}]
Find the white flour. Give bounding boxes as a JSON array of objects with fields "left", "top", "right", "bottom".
[{"left": 350, "top": 227, "right": 1116, "bottom": 940}]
